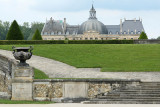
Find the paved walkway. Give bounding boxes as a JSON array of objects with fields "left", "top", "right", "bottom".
[{"left": 0, "top": 49, "right": 160, "bottom": 82}]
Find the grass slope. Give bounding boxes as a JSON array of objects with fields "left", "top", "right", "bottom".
[
  {"left": 0, "top": 44, "right": 160, "bottom": 72},
  {"left": 34, "top": 69, "right": 49, "bottom": 79},
  {"left": 0, "top": 99, "right": 52, "bottom": 104}
]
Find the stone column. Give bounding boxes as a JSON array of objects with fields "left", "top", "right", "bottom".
[{"left": 11, "top": 66, "right": 34, "bottom": 101}]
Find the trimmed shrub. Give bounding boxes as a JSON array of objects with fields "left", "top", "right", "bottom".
[
  {"left": 139, "top": 32, "right": 148, "bottom": 40},
  {"left": 0, "top": 40, "right": 134, "bottom": 45},
  {"left": 6, "top": 20, "right": 24, "bottom": 40},
  {"left": 68, "top": 40, "right": 134, "bottom": 44},
  {"left": 32, "top": 29, "right": 42, "bottom": 40},
  {"left": 0, "top": 40, "right": 65, "bottom": 45}
]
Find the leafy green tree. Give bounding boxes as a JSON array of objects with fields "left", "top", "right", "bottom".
[
  {"left": 32, "top": 29, "right": 42, "bottom": 40},
  {"left": 157, "top": 36, "right": 160, "bottom": 40},
  {"left": 27, "top": 22, "right": 44, "bottom": 40},
  {"left": 0, "top": 20, "right": 8, "bottom": 40},
  {"left": 139, "top": 32, "right": 148, "bottom": 40},
  {"left": 6, "top": 20, "right": 24, "bottom": 40},
  {"left": 20, "top": 22, "right": 31, "bottom": 40}
]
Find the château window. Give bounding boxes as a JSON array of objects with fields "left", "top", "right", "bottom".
[
  {"left": 124, "top": 38, "right": 126, "bottom": 40},
  {"left": 116, "top": 32, "right": 119, "bottom": 34},
  {"left": 44, "top": 32, "right": 48, "bottom": 35},
  {"left": 124, "top": 31, "right": 126, "bottom": 34},
  {"left": 66, "top": 31, "right": 69, "bottom": 35},
  {"left": 131, "top": 31, "right": 134, "bottom": 34},
  {"left": 51, "top": 32, "right": 54, "bottom": 35},
  {"left": 72, "top": 31, "right": 75, "bottom": 35},
  {"left": 109, "top": 32, "right": 112, "bottom": 34},
  {"left": 90, "top": 38, "right": 93, "bottom": 40},
  {"left": 138, "top": 31, "right": 141, "bottom": 34},
  {"left": 85, "top": 38, "right": 88, "bottom": 40},
  {"left": 131, "top": 38, "right": 133, "bottom": 40},
  {"left": 58, "top": 32, "right": 61, "bottom": 35},
  {"left": 95, "top": 38, "right": 98, "bottom": 40}
]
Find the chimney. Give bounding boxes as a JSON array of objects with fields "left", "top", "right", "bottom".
[
  {"left": 63, "top": 18, "right": 67, "bottom": 34},
  {"left": 50, "top": 17, "right": 52, "bottom": 21},
  {"left": 120, "top": 19, "right": 123, "bottom": 34}
]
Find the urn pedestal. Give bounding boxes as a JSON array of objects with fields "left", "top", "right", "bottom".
[
  {"left": 11, "top": 66, "right": 34, "bottom": 101},
  {"left": 11, "top": 46, "right": 34, "bottom": 101}
]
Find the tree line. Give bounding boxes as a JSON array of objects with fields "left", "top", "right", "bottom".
[{"left": 0, "top": 20, "right": 44, "bottom": 40}]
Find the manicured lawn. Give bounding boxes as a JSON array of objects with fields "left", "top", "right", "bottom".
[
  {"left": 0, "top": 44, "right": 160, "bottom": 72},
  {"left": 0, "top": 99, "right": 52, "bottom": 104}
]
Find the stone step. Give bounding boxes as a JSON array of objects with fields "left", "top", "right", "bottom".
[
  {"left": 140, "top": 83, "right": 160, "bottom": 86},
  {"left": 98, "top": 96, "right": 160, "bottom": 99},
  {"left": 105, "top": 94, "right": 160, "bottom": 97},
  {"left": 119, "top": 90, "right": 160, "bottom": 92},
  {"left": 123, "top": 88, "right": 160, "bottom": 90},
  {"left": 111, "top": 92, "right": 160, "bottom": 94},
  {"left": 82, "top": 101, "right": 160, "bottom": 104},
  {"left": 90, "top": 99, "right": 160, "bottom": 102}
]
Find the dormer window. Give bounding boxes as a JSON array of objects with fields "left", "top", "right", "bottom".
[
  {"left": 58, "top": 32, "right": 61, "bottom": 35},
  {"left": 66, "top": 31, "right": 69, "bottom": 35},
  {"left": 51, "top": 32, "right": 54, "bottom": 35},
  {"left": 131, "top": 31, "right": 134, "bottom": 34},
  {"left": 116, "top": 32, "right": 119, "bottom": 34}
]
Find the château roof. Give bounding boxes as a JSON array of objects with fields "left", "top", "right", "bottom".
[{"left": 122, "top": 20, "right": 144, "bottom": 32}]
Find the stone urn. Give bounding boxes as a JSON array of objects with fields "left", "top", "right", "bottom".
[{"left": 12, "top": 46, "right": 33, "bottom": 66}]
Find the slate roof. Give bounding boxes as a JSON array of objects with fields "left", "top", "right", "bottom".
[
  {"left": 106, "top": 25, "right": 120, "bottom": 34},
  {"left": 122, "top": 20, "right": 144, "bottom": 34},
  {"left": 66, "top": 25, "right": 79, "bottom": 35},
  {"left": 41, "top": 19, "right": 64, "bottom": 35}
]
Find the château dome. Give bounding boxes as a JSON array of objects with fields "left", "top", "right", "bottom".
[{"left": 78, "top": 5, "right": 107, "bottom": 34}]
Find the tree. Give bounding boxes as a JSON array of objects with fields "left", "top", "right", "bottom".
[
  {"left": 32, "top": 29, "right": 42, "bottom": 40},
  {"left": 6, "top": 20, "right": 24, "bottom": 40},
  {"left": 20, "top": 22, "right": 31, "bottom": 40},
  {"left": 27, "top": 22, "right": 44, "bottom": 40},
  {"left": 157, "top": 36, "right": 160, "bottom": 40},
  {"left": 139, "top": 32, "right": 148, "bottom": 40}
]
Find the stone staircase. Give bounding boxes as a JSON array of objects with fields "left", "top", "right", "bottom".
[{"left": 83, "top": 82, "right": 160, "bottom": 104}]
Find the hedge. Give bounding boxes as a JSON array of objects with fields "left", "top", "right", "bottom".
[
  {"left": 0, "top": 40, "right": 134, "bottom": 45},
  {"left": 68, "top": 40, "right": 134, "bottom": 44}
]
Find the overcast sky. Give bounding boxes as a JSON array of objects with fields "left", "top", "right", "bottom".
[{"left": 0, "top": 0, "right": 160, "bottom": 38}]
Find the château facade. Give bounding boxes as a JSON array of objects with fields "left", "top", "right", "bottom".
[{"left": 41, "top": 5, "right": 145, "bottom": 40}]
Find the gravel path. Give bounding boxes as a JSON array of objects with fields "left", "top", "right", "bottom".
[{"left": 0, "top": 49, "right": 160, "bottom": 82}]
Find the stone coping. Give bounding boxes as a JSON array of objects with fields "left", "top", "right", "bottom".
[
  {"left": 0, "top": 53, "right": 18, "bottom": 66},
  {"left": 33, "top": 79, "right": 141, "bottom": 83}
]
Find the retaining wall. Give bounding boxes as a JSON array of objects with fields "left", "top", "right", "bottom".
[
  {"left": 33, "top": 79, "right": 141, "bottom": 103},
  {"left": 134, "top": 40, "right": 160, "bottom": 44},
  {"left": 0, "top": 54, "right": 17, "bottom": 99}
]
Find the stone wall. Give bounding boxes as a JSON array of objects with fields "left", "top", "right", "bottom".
[
  {"left": 134, "top": 40, "right": 160, "bottom": 44},
  {"left": 0, "top": 54, "right": 17, "bottom": 99},
  {"left": 33, "top": 79, "right": 140, "bottom": 103}
]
